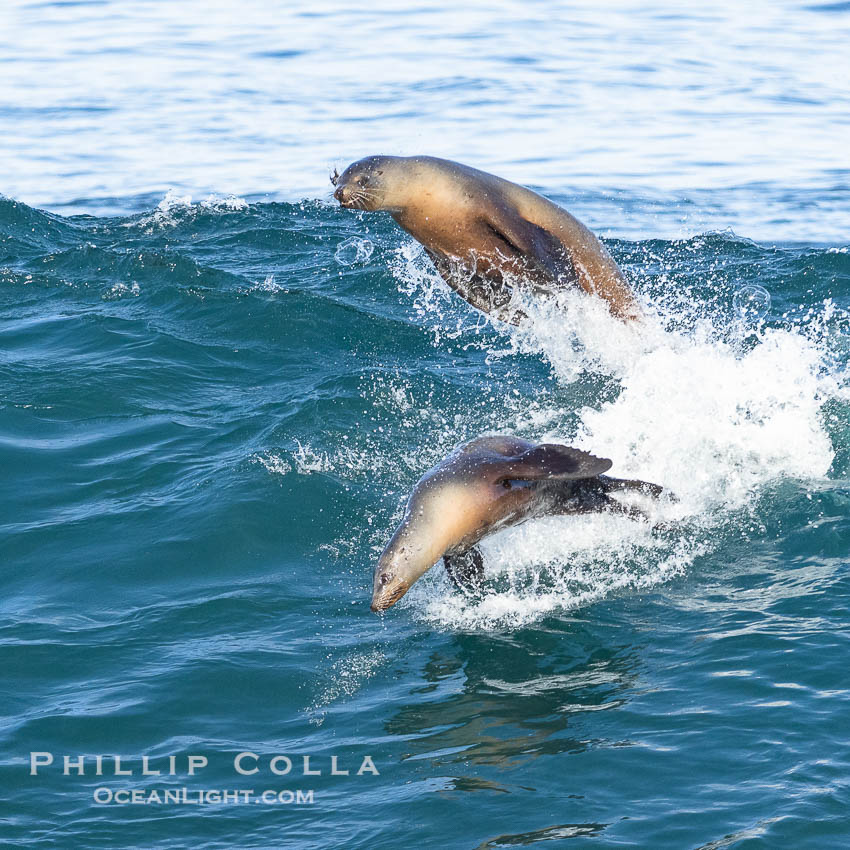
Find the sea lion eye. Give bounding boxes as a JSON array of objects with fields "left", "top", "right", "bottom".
[
  {"left": 501, "top": 479, "right": 512, "bottom": 489},
  {"left": 379, "top": 572, "right": 392, "bottom": 586}
]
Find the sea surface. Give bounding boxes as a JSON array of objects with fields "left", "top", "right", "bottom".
[{"left": 2, "top": 1, "right": 850, "bottom": 848}]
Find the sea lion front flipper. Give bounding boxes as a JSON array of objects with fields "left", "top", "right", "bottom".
[
  {"left": 482, "top": 207, "right": 575, "bottom": 287},
  {"left": 502, "top": 444, "right": 613, "bottom": 481},
  {"left": 444, "top": 548, "right": 485, "bottom": 597},
  {"left": 460, "top": 434, "right": 536, "bottom": 458}
]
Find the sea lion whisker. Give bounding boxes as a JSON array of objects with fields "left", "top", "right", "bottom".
[
  {"left": 355, "top": 188, "right": 380, "bottom": 206},
  {"left": 355, "top": 187, "right": 383, "bottom": 208}
]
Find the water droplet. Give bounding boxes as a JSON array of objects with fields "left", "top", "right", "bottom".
[
  {"left": 733, "top": 284, "right": 770, "bottom": 322},
  {"left": 335, "top": 237, "right": 374, "bottom": 266}
]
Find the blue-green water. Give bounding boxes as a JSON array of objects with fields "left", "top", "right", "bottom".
[
  {"left": 3, "top": 1, "right": 850, "bottom": 847},
  {"left": 2, "top": 194, "right": 849, "bottom": 848}
]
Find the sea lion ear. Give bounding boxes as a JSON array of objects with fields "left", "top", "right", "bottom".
[{"left": 503, "top": 444, "right": 613, "bottom": 480}]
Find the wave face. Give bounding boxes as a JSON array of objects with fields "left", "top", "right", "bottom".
[{"left": 2, "top": 193, "right": 850, "bottom": 847}]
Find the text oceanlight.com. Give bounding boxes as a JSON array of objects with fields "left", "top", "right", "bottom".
[{"left": 93, "top": 788, "right": 316, "bottom": 805}]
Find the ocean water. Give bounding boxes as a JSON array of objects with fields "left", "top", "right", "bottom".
[{"left": 2, "top": 1, "right": 850, "bottom": 848}]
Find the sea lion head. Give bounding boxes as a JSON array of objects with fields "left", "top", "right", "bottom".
[
  {"left": 331, "top": 155, "right": 407, "bottom": 211},
  {"left": 370, "top": 462, "right": 507, "bottom": 613}
]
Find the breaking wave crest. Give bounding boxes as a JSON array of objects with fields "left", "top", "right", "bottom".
[{"left": 385, "top": 241, "right": 847, "bottom": 629}]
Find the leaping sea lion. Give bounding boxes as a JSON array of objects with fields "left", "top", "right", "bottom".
[
  {"left": 332, "top": 156, "right": 640, "bottom": 323},
  {"left": 371, "top": 435, "right": 663, "bottom": 612}
]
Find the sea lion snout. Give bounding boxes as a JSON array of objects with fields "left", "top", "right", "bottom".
[
  {"left": 333, "top": 179, "right": 364, "bottom": 209},
  {"left": 371, "top": 522, "right": 443, "bottom": 612},
  {"left": 370, "top": 568, "right": 410, "bottom": 612}
]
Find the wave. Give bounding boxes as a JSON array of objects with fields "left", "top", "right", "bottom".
[
  {"left": 2, "top": 193, "right": 849, "bottom": 631},
  {"left": 376, "top": 234, "right": 850, "bottom": 629}
]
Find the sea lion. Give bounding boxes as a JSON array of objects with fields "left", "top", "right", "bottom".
[
  {"left": 331, "top": 155, "right": 640, "bottom": 323},
  {"left": 371, "top": 435, "right": 662, "bottom": 612}
]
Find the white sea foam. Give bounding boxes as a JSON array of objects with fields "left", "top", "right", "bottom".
[
  {"left": 248, "top": 273, "right": 288, "bottom": 293},
  {"left": 385, "top": 248, "right": 845, "bottom": 629},
  {"left": 199, "top": 193, "right": 249, "bottom": 211},
  {"left": 102, "top": 280, "right": 141, "bottom": 300},
  {"left": 251, "top": 451, "right": 292, "bottom": 476},
  {"left": 129, "top": 190, "right": 249, "bottom": 231}
]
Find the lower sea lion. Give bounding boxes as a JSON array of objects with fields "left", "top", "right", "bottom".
[
  {"left": 332, "top": 155, "right": 640, "bottom": 323},
  {"left": 371, "top": 435, "right": 662, "bottom": 612}
]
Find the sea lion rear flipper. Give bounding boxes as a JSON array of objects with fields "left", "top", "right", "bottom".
[
  {"left": 601, "top": 477, "right": 674, "bottom": 529},
  {"left": 601, "top": 477, "right": 666, "bottom": 499},
  {"left": 503, "top": 444, "right": 613, "bottom": 481},
  {"left": 444, "top": 548, "right": 485, "bottom": 596}
]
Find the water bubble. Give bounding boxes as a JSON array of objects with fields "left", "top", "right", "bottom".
[
  {"left": 335, "top": 237, "right": 374, "bottom": 266},
  {"left": 733, "top": 284, "right": 771, "bottom": 322}
]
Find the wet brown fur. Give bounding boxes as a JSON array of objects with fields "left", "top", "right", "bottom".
[
  {"left": 371, "top": 435, "right": 662, "bottom": 612},
  {"left": 333, "top": 155, "right": 640, "bottom": 322}
]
